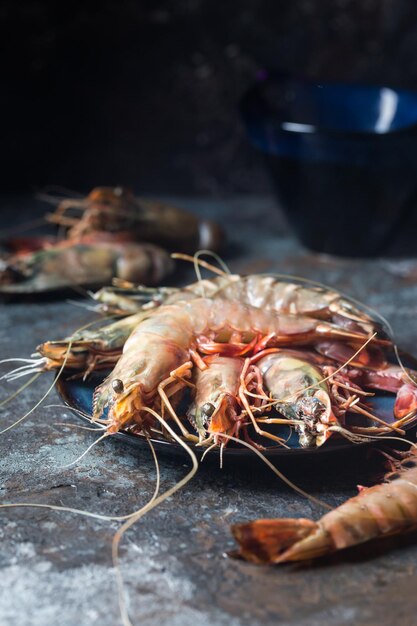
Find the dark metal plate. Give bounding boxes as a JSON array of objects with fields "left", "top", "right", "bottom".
[{"left": 56, "top": 371, "right": 411, "bottom": 462}]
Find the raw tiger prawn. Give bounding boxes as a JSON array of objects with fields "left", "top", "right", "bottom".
[
  {"left": 47, "top": 186, "right": 223, "bottom": 252},
  {"left": 6, "top": 271, "right": 417, "bottom": 450},
  {"left": 0, "top": 232, "right": 175, "bottom": 295},
  {"left": 232, "top": 447, "right": 417, "bottom": 563}
]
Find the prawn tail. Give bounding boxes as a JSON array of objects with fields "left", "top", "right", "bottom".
[{"left": 231, "top": 518, "right": 332, "bottom": 564}]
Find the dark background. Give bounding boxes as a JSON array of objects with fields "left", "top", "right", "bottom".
[{"left": 3, "top": 0, "right": 417, "bottom": 195}]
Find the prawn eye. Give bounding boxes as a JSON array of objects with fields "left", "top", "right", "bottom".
[
  {"left": 201, "top": 402, "right": 215, "bottom": 418},
  {"left": 112, "top": 379, "right": 124, "bottom": 394}
]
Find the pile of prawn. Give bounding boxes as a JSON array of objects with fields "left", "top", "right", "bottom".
[
  {"left": 7, "top": 256, "right": 417, "bottom": 451},
  {"left": 3, "top": 256, "right": 417, "bottom": 625}
]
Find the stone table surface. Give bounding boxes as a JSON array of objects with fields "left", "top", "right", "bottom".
[{"left": 1, "top": 195, "right": 417, "bottom": 626}]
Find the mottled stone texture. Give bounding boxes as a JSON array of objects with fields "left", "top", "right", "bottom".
[
  {"left": 3, "top": 1, "right": 417, "bottom": 193},
  {"left": 1, "top": 195, "right": 417, "bottom": 626}
]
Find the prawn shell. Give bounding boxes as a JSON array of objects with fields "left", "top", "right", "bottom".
[{"left": 320, "top": 467, "right": 417, "bottom": 549}]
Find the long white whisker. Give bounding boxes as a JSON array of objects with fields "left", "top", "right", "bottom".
[
  {"left": 0, "top": 350, "right": 72, "bottom": 436},
  {"left": 43, "top": 402, "right": 107, "bottom": 431},
  {"left": 0, "top": 437, "right": 161, "bottom": 524},
  {"left": 112, "top": 436, "right": 161, "bottom": 626},
  {"left": 43, "top": 403, "right": 95, "bottom": 422},
  {"left": 201, "top": 441, "right": 217, "bottom": 462},
  {"left": 112, "top": 408, "right": 198, "bottom": 626},
  {"left": 4, "top": 366, "right": 44, "bottom": 379},
  {"left": 59, "top": 432, "right": 109, "bottom": 469},
  {"left": 0, "top": 357, "right": 45, "bottom": 365},
  {"left": 329, "top": 425, "right": 417, "bottom": 450},
  {"left": 208, "top": 431, "right": 331, "bottom": 510},
  {"left": 66, "top": 299, "right": 96, "bottom": 309},
  {"left": 0, "top": 313, "right": 125, "bottom": 437},
  {"left": 53, "top": 422, "right": 105, "bottom": 432},
  {"left": 0, "top": 373, "right": 42, "bottom": 408},
  {"left": 4, "top": 369, "right": 44, "bottom": 382},
  {"left": 0, "top": 362, "right": 45, "bottom": 381},
  {"left": 194, "top": 249, "right": 231, "bottom": 275},
  {"left": 5, "top": 368, "right": 44, "bottom": 383}
]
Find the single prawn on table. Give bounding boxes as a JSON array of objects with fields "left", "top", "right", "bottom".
[
  {"left": 232, "top": 447, "right": 417, "bottom": 564},
  {"left": 0, "top": 235, "right": 173, "bottom": 294},
  {"left": 8, "top": 264, "right": 417, "bottom": 451},
  {"left": 46, "top": 186, "right": 223, "bottom": 252}
]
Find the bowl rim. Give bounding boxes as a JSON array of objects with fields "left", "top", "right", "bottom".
[{"left": 240, "top": 73, "right": 417, "bottom": 138}]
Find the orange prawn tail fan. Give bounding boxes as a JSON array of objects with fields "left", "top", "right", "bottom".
[{"left": 231, "top": 518, "right": 317, "bottom": 564}]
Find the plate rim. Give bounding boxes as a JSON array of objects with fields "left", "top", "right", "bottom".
[{"left": 56, "top": 374, "right": 413, "bottom": 461}]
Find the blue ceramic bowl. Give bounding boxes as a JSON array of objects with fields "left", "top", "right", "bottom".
[{"left": 240, "top": 74, "right": 417, "bottom": 256}]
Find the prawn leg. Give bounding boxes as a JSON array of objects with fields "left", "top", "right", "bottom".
[
  {"left": 157, "top": 362, "right": 200, "bottom": 442},
  {"left": 239, "top": 359, "right": 288, "bottom": 447},
  {"left": 355, "top": 366, "right": 417, "bottom": 421},
  {"left": 316, "top": 341, "right": 417, "bottom": 423},
  {"left": 239, "top": 387, "right": 288, "bottom": 448}
]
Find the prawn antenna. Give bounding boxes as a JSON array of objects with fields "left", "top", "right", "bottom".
[
  {"left": 210, "top": 431, "right": 331, "bottom": 511},
  {"left": 0, "top": 357, "right": 46, "bottom": 382},
  {"left": 112, "top": 406, "right": 198, "bottom": 626},
  {"left": 2, "top": 432, "right": 163, "bottom": 626},
  {"left": 0, "top": 437, "right": 159, "bottom": 522},
  {"left": 334, "top": 292, "right": 417, "bottom": 390},
  {"left": 66, "top": 299, "right": 104, "bottom": 313},
  {"left": 193, "top": 250, "right": 231, "bottom": 275},
  {"left": 393, "top": 343, "right": 417, "bottom": 389},
  {"left": 0, "top": 348, "right": 72, "bottom": 436},
  {"left": 112, "top": 436, "right": 161, "bottom": 626},
  {"left": 43, "top": 403, "right": 107, "bottom": 431},
  {"left": 329, "top": 425, "right": 417, "bottom": 451},
  {"left": 57, "top": 423, "right": 106, "bottom": 432},
  {"left": 66, "top": 281, "right": 94, "bottom": 300},
  {"left": 0, "top": 313, "right": 122, "bottom": 434},
  {"left": 171, "top": 250, "right": 232, "bottom": 299},
  {"left": 0, "top": 372, "right": 42, "bottom": 408},
  {"left": 200, "top": 441, "right": 217, "bottom": 462},
  {"left": 59, "top": 431, "right": 110, "bottom": 468},
  {"left": 171, "top": 251, "right": 231, "bottom": 278}
]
